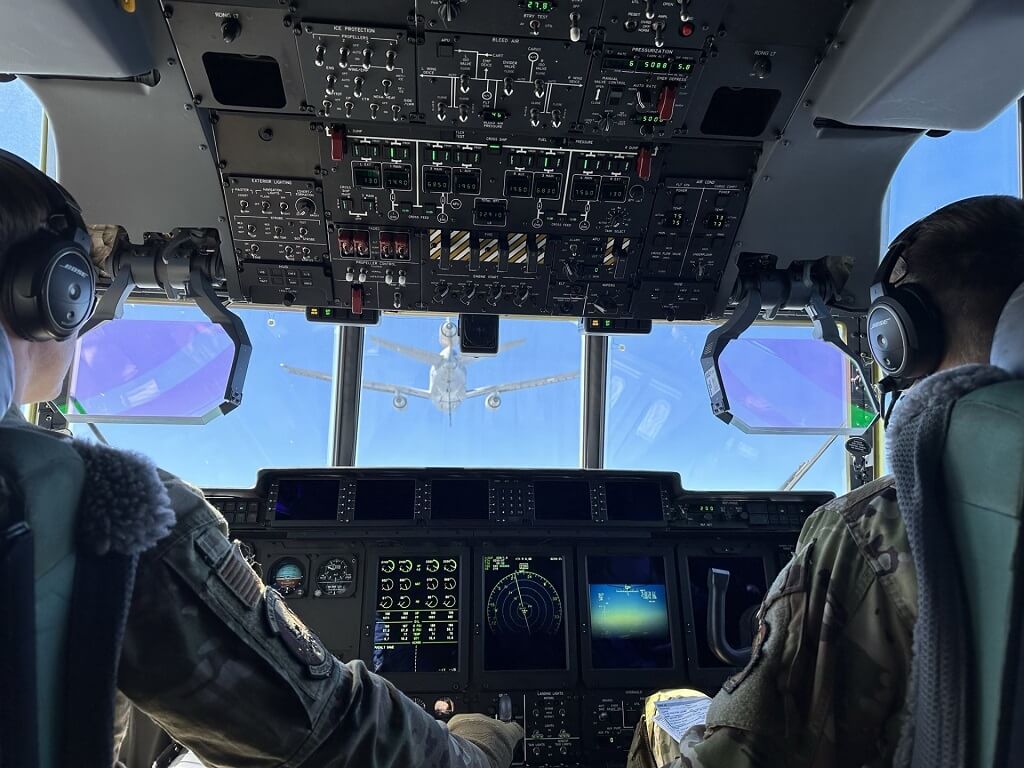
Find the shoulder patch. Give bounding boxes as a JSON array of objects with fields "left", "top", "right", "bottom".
[
  {"left": 722, "top": 614, "right": 770, "bottom": 694},
  {"left": 218, "top": 543, "right": 263, "bottom": 609},
  {"left": 265, "top": 589, "right": 333, "bottom": 679}
]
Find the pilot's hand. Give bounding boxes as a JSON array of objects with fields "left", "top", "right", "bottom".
[
  {"left": 447, "top": 714, "right": 524, "bottom": 768},
  {"left": 87, "top": 223, "right": 126, "bottom": 278}
]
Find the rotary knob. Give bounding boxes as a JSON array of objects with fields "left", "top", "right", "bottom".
[
  {"left": 752, "top": 55, "right": 772, "bottom": 79},
  {"left": 438, "top": 0, "right": 460, "bottom": 23},
  {"left": 221, "top": 18, "right": 242, "bottom": 44}
]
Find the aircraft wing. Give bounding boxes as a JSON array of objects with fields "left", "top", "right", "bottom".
[
  {"left": 465, "top": 370, "right": 579, "bottom": 398},
  {"left": 370, "top": 337, "right": 443, "bottom": 365},
  {"left": 362, "top": 381, "right": 432, "bottom": 398},
  {"left": 280, "top": 363, "right": 332, "bottom": 382}
]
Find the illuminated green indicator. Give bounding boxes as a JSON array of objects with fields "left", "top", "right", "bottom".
[
  {"left": 431, "top": 149, "right": 438, "bottom": 161},
  {"left": 525, "top": 0, "right": 554, "bottom": 11},
  {"left": 324, "top": 308, "right": 333, "bottom": 317},
  {"left": 543, "top": 156, "right": 552, "bottom": 168},
  {"left": 488, "top": 143, "right": 501, "bottom": 150},
  {"left": 604, "top": 319, "right": 612, "bottom": 327}
]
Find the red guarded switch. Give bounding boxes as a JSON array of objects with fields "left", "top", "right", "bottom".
[
  {"left": 351, "top": 284, "right": 364, "bottom": 315},
  {"left": 328, "top": 124, "right": 347, "bottom": 161},
  {"left": 657, "top": 82, "right": 678, "bottom": 121},
  {"left": 635, "top": 145, "right": 653, "bottom": 181}
]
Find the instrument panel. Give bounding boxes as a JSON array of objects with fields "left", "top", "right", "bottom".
[
  {"left": 206, "top": 468, "right": 829, "bottom": 767},
  {"left": 165, "top": 0, "right": 854, "bottom": 319}
]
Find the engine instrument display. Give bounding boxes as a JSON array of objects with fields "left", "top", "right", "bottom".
[
  {"left": 372, "top": 556, "right": 460, "bottom": 674},
  {"left": 314, "top": 557, "right": 357, "bottom": 598},
  {"left": 587, "top": 555, "right": 672, "bottom": 669},
  {"left": 270, "top": 558, "right": 306, "bottom": 598},
  {"left": 483, "top": 554, "right": 567, "bottom": 671}
]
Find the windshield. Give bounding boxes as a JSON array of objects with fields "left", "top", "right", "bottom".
[
  {"left": 70, "top": 303, "right": 338, "bottom": 488},
  {"left": 66, "top": 309, "right": 854, "bottom": 493},
  {"left": 355, "top": 314, "right": 583, "bottom": 467},
  {"left": 605, "top": 323, "right": 848, "bottom": 494}
]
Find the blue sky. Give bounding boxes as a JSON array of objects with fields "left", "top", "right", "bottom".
[{"left": 2, "top": 80, "right": 1019, "bottom": 496}]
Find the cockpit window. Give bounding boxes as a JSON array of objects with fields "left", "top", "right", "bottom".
[
  {"left": 70, "top": 303, "right": 338, "bottom": 488},
  {"left": 0, "top": 77, "right": 46, "bottom": 167},
  {"left": 884, "top": 102, "right": 1020, "bottom": 242},
  {"left": 605, "top": 323, "right": 849, "bottom": 495},
  {"left": 355, "top": 314, "right": 583, "bottom": 468}
]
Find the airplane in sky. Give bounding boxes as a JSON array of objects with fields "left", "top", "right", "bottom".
[{"left": 282, "top": 319, "right": 579, "bottom": 414}]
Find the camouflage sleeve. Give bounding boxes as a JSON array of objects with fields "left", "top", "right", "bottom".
[
  {"left": 674, "top": 480, "right": 915, "bottom": 768},
  {"left": 118, "top": 471, "right": 495, "bottom": 768}
]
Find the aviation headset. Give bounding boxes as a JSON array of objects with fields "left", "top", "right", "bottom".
[
  {"left": 0, "top": 148, "right": 96, "bottom": 342},
  {"left": 867, "top": 221, "right": 944, "bottom": 391}
]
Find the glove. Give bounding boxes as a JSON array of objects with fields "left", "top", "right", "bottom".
[
  {"left": 87, "top": 223, "right": 126, "bottom": 278},
  {"left": 447, "top": 714, "right": 524, "bottom": 768}
]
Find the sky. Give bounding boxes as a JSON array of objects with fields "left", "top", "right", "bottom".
[{"left": 2, "top": 80, "right": 1020, "bottom": 497}]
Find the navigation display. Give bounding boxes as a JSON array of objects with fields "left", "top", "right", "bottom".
[
  {"left": 372, "top": 555, "right": 460, "bottom": 674},
  {"left": 587, "top": 555, "right": 672, "bottom": 669},
  {"left": 483, "top": 554, "right": 568, "bottom": 671},
  {"left": 274, "top": 478, "right": 340, "bottom": 521}
]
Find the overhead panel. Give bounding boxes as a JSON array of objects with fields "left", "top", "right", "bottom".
[{"left": 165, "top": 0, "right": 854, "bottom": 320}]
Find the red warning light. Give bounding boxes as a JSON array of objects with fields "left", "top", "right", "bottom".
[{"left": 680, "top": 21, "right": 696, "bottom": 38}]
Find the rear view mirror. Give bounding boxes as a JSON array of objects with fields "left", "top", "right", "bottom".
[{"left": 66, "top": 310, "right": 237, "bottom": 424}]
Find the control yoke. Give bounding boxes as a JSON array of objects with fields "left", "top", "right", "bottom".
[
  {"left": 707, "top": 568, "right": 753, "bottom": 667},
  {"left": 82, "top": 228, "right": 252, "bottom": 416},
  {"left": 700, "top": 265, "right": 880, "bottom": 434}
]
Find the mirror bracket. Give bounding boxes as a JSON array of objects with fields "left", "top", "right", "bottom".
[
  {"left": 701, "top": 265, "right": 881, "bottom": 433},
  {"left": 80, "top": 228, "right": 251, "bottom": 417}
]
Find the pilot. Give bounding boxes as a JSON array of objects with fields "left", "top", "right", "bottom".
[
  {"left": 0, "top": 155, "right": 522, "bottom": 765},
  {"left": 629, "top": 195, "right": 1024, "bottom": 768}
]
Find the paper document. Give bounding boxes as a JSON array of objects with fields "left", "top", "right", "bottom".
[{"left": 652, "top": 696, "right": 711, "bottom": 743}]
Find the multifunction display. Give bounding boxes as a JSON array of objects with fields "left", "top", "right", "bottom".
[
  {"left": 586, "top": 555, "right": 672, "bottom": 669},
  {"left": 483, "top": 554, "right": 568, "bottom": 671},
  {"left": 372, "top": 555, "right": 461, "bottom": 674}
]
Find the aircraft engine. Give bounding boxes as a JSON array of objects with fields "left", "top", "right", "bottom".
[
  {"left": 392, "top": 394, "right": 408, "bottom": 410},
  {"left": 485, "top": 394, "right": 502, "bottom": 410}
]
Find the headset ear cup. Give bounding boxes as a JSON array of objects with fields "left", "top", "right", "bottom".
[
  {"left": 895, "top": 283, "right": 943, "bottom": 377},
  {"left": 2, "top": 238, "right": 95, "bottom": 342},
  {"left": 868, "top": 285, "right": 942, "bottom": 382}
]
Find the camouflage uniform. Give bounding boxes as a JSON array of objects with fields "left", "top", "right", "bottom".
[
  {"left": 115, "top": 468, "right": 503, "bottom": 768},
  {"left": 0, "top": 404, "right": 502, "bottom": 768},
  {"left": 629, "top": 476, "right": 917, "bottom": 768}
]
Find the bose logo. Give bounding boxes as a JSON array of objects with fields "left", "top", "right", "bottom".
[
  {"left": 61, "top": 263, "right": 89, "bottom": 279},
  {"left": 869, "top": 317, "right": 891, "bottom": 331}
]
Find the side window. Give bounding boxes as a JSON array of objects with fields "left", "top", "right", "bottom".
[
  {"left": 0, "top": 77, "right": 47, "bottom": 168},
  {"left": 884, "top": 103, "right": 1021, "bottom": 241}
]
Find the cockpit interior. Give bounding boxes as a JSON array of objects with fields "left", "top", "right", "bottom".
[{"left": 2, "top": 1, "right": 1024, "bottom": 767}]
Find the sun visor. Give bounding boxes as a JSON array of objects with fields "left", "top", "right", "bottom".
[
  {"left": 0, "top": 328, "right": 14, "bottom": 415},
  {"left": 991, "top": 282, "right": 1024, "bottom": 377}
]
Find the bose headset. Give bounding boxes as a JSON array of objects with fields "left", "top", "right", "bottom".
[
  {"left": 0, "top": 148, "right": 95, "bottom": 342},
  {"left": 867, "top": 221, "right": 945, "bottom": 393}
]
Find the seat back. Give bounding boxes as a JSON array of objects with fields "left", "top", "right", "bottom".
[
  {"left": 942, "top": 281, "right": 1024, "bottom": 766},
  {"left": 943, "top": 381, "right": 1024, "bottom": 767},
  {"left": 0, "top": 332, "right": 86, "bottom": 768}
]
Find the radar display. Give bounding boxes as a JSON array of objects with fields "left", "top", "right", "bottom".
[{"left": 483, "top": 554, "right": 567, "bottom": 671}]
